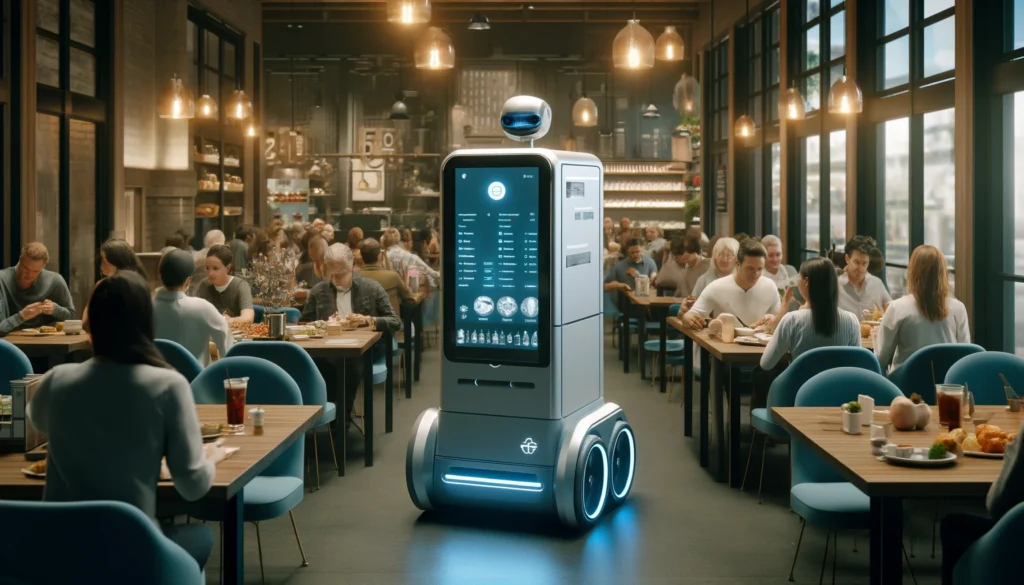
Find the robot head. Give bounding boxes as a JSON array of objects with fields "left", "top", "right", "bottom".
[{"left": 500, "top": 96, "right": 552, "bottom": 143}]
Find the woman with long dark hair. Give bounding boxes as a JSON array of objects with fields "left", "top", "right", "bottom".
[
  {"left": 875, "top": 245, "right": 969, "bottom": 370},
  {"left": 99, "top": 238, "right": 147, "bottom": 279},
  {"left": 760, "top": 257, "right": 861, "bottom": 369},
  {"left": 27, "top": 271, "right": 224, "bottom": 568}
]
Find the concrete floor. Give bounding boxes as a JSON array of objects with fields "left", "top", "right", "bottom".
[{"left": 204, "top": 334, "right": 951, "bottom": 585}]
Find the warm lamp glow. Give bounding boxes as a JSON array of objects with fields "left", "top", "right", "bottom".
[
  {"left": 196, "top": 94, "right": 217, "bottom": 119},
  {"left": 827, "top": 74, "right": 863, "bottom": 114},
  {"left": 613, "top": 20, "right": 655, "bottom": 70},
  {"left": 779, "top": 86, "right": 808, "bottom": 120},
  {"left": 227, "top": 89, "right": 253, "bottom": 121},
  {"left": 387, "top": 0, "right": 430, "bottom": 24},
  {"left": 415, "top": 27, "right": 455, "bottom": 70},
  {"left": 572, "top": 96, "right": 598, "bottom": 127},
  {"left": 158, "top": 75, "right": 194, "bottom": 120},
  {"left": 734, "top": 114, "right": 756, "bottom": 139},
  {"left": 655, "top": 26, "right": 684, "bottom": 61}
]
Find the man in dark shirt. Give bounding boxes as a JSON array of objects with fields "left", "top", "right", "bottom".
[{"left": 0, "top": 243, "right": 75, "bottom": 336}]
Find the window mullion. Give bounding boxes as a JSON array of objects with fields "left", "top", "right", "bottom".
[{"left": 909, "top": 113, "right": 924, "bottom": 251}]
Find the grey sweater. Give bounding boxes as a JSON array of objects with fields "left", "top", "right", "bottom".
[
  {"left": 0, "top": 266, "right": 75, "bottom": 335},
  {"left": 27, "top": 359, "right": 215, "bottom": 521}
]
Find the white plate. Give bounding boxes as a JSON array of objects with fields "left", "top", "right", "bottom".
[
  {"left": 21, "top": 468, "right": 45, "bottom": 479},
  {"left": 963, "top": 451, "right": 1004, "bottom": 459},
  {"left": 734, "top": 336, "right": 768, "bottom": 346},
  {"left": 325, "top": 339, "right": 359, "bottom": 346},
  {"left": 882, "top": 449, "right": 958, "bottom": 467}
]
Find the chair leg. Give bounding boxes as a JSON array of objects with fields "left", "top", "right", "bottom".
[
  {"left": 254, "top": 521, "right": 265, "bottom": 585},
  {"left": 903, "top": 544, "right": 918, "bottom": 585},
  {"left": 853, "top": 535, "right": 858, "bottom": 553},
  {"left": 327, "top": 424, "right": 339, "bottom": 470},
  {"left": 312, "top": 428, "right": 322, "bottom": 491},
  {"left": 819, "top": 531, "right": 831, "bottom": 585},
  {"left": 931, "top": 505, "right": 938, "bottom": 559},
  {"left": 909, "top": 534, "right": 914, "bottom": 557},
  {"left": 289, "top": 510, "right": 310, "bottom": 567},
  {"left": 305, "top": 454, "right": 312, "bottom": 493},
  {"left": 741, "top": 430, "right": 758, "bottom": 492},
  {"left": 788, "top": 518, "right": 806, "bottom": 582},
  {"left": 757, "top": 433, "right": 768, "bottom": 504},
  {"left": 831, "top": 531, "right": 837, "bottom": 585}
]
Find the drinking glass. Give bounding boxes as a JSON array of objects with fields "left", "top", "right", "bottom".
[
  {"left": 224, "top": 377, "right": 249, "bottom": 434},
  {"left": 936, "top": 384, "right": 965, "bottom": 430}
]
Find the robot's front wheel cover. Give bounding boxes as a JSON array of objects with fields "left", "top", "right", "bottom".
[
  {"left": 572, "top": 435, "right": 610, "bottom": 527},
  {"left": 608, "top": 421, "right": 636, "bottom": 505},
  {"left": 406, "top": 408, "right": 439, "bottom": 511}
]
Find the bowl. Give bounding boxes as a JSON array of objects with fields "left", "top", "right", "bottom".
[
  {"left": 734, "top": 327, "right": 755, "bottom": 337},
  {"left": 63, "top": 320, "right": 83, "bottom": 335}
]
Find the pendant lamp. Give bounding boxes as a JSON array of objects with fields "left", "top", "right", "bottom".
[
  {"left": 246, "top": 121, "right": 257, "bottom": 138},
  {"left": 827, "top": 72, "right": 863, "bottom": 114},
  {"left": 387, "top": 0, "right": 430, "bottom": 24},
  {"left": 468, "top": 13, "right": 490, "bottom": 30},
  {"left": 655, "top": 26, "right": 684, "bottom": 61},
  {"left": 227, "top": 89, "right": 253, "bottom": 121},
  {"left": 613, "top": 20, "right": 655, "bottom": 70},
  {"left": 733, "top": 0, "right": 756, "bottom": 138},
  {"left": 196, "top": 94, "right": 217, "bottom": 119},
  {"left": 157, "top": 75, "right": 194, "bottom": 119},
  {"left": 415, "top": 27, "right": 455, "bottom": 70},
  {"left": 572, "top": 8, "right": 598, "bottom": 128},
  {"left": 779, "top": 84, "right": 808, "bottom": 120}
]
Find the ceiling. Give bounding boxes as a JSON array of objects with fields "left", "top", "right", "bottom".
[{"left": 262, "top": 1, "right": 703, "bottom": 25}]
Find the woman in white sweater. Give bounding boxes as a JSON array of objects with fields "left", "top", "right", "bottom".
[
  {"left": 761, "top": 257, "right": 861, "bottom": 370},
  {"left": 875, "top": 245, "right": 970, "bottom": 370},
  {"left": 28, "top": 271, "right": 226, "bottom": 569}
]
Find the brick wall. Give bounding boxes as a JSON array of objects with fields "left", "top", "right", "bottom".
[
  {"left": 123, "top": 0, "right": 156, "bottom": 169},
  {"left": 145, "top": 195, "right": 193, "bottom": 252}
]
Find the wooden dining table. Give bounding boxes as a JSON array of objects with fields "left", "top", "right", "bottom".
[
  {"left": 5, "top": 332, "right": 91, "bottom": 370},
  {"left": 772, "top": 405, "right": 1022, "bottom": 585},
  {"left": 666, "top": 316, "right": 876, "bottom": 487},
  {"left": 0, "top": 403, "right": 323, "bottom": 585},
  {"left": 622, "top": 292, "right": 688, "bottom": 381}
]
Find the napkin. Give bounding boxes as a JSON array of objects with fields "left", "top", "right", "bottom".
[{"left": 160, "top": 445, "right": 239, "bottom": 481}]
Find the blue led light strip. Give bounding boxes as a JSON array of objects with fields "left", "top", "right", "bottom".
[{"left": 442, "top": 473, "right": 544, "bottom": 492}]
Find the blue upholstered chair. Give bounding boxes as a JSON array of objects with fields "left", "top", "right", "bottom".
[
  {"left": 226, "top": 342, "right": 336, "bottom": 490},
  {"left": 887, "top": 344, "right": 985, "bottom": 404},
  {"left": 0, "top": 500, "right": 203, "bottom": 585},
  {"left": 0, "top": 339, "right": 32, "bottom": 393},
  {"left": 787, "top": 368, "right": 908, "bottom": 582},
  {"left": 604, "top": 291, "right": 638, "bottom": 350},
  {"left": 252, "top": 306, "right": 300, "bottom": 325},
  {"left": 189, "top": 357, "right": 309, "bottom": 581},
  {"left": 953, "top": 502, "right": 1024, "bottom": 585},
  {"left": 945, "top": 352, "right": 1024, "bottom": 405},
  {"left": 155, "top": 339, "right": 204, "bottom": 383},
  {"left": 743, "top": 347, "right": 881, "bottom": 503}
]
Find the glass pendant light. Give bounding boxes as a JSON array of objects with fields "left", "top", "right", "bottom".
[
  {"left": 246, "top": 121, "right": 257, "bottom": 139},
  {"left": 415, "top": 27, "right": 455, "bottom": 70},
  {"left": 196, "top": 94, "right": 217, "bottom": 119},
  {"left": 779, "top": 84, "right": 808, "bottom": 120},
  {"left": 468, "top": 13, "right": 490, "bottom": 30},
  {"left": 828, "top": 72, "right": 863, "bottom": 114},
  {"left": 573, "top": 95, "right": 598, "bottom": 127},
  {"left": 227, "top": 89, "right": 252, "bottom": 120},
  {"left": 157, "top": 75, "right": 194, "bottom": 119},
  {"left": 613, "top": 20, "right": 655, "bottom": 70},
  {"left": 673, "top": 73, "right": 700, "bottom": 116},
  {"left": 734, "top": 114, "right": 756, "bottom": 138},
  {"left": 655, "top": 26, "right": 684, "bottom": 61},
  {"left": 387, "top": 0, "right": 430, "bottom": 24}
]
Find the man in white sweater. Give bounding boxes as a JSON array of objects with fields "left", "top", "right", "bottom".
[
  {"left": 683, "top": 238, "right": 781, "bottom": 329},
  {"left": 153, "top": 249, "right": 233, "bottom": 366}
]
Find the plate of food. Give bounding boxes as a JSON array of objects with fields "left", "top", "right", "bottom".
[
  {"left": 882, "top": 444, "right": 957, "bottom": 467},
  {"left": 200, "top": 422, "right": 224, "bottom": 442},
  {"left": 954, "top": 425, "right": 1015, "bottom": 458},
  {"left": 22, "top": 459, "right": 46, "bottom": 479},
  {"left": 735, "top": 335, "right": 770, "bottom": 346}
]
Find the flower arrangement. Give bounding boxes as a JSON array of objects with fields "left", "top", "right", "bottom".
[{"left": 238, "top": 248, "right": 303, "bottom": 313}]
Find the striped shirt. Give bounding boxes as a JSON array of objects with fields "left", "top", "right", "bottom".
[{"left": 760, "top": 308, "right": 862, "bottom": 369}]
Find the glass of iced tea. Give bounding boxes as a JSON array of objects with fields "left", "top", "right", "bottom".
[
  {"left": 936, "top": 384, "right": 965, "bottom": 430},
  {"left": 223, "top": 377, "right": 249, "bottom": 434}
]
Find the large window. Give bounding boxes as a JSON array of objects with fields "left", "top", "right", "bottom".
[
  {"left": 35, "top": 0, "right": 110, "bottom": 316},
  {"left": 708, "top": 40, "right": 729, "bottom": 235},
  {"left": 795, "top": 0, "right": 846, "bottom": 114}
]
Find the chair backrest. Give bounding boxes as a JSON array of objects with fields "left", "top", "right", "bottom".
[
  {"left": 945, "top": 352, "right": 1024, "bottom": 405},
  {"left": 887, "top": 344, "right": 985, "bottom": 404},
  {"left": 669, "top": 303, "right": 681, "bottom": 316},
  {"left": 767, "top": 347, "right": 881, "bottom": 422},
  {"left": 0, "top": 500, "right": 202, "bottom": 585},
  {"left": 225, "top": 342, "right": 326, "bottom": 408},
  {"left": 953, "top": 502, "right": 1024, "bottom": 585},
  {"left": 253, "top": 305, "right": 265, "bottom": 324},
  {"left": 155, "top": 339, "right": 203, "bottom": 383},
  {"left": 792, "top": 368, "right": 903, "bottom": 486},
  {"left": 0, "top": 340, "right": 32, "bottom": 395},
  {"left": 191, "top": 356, "right": 303, "bottom": 479},
  {"left": 603, "top": 291, "right": 622, "bottom": 318}
]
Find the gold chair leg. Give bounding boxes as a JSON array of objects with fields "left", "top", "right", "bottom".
[
  {"left": 312, "top": 428, "right": 321, "bottom": 491},
  {"left": 327, "top": 424, "right": 339, "bottom": 470},
  {"left": 741, "top": 430, "right": 758, "bottom": 492},
  {"left": 788, "top": 517, "right": 806, "bottom": 581},
  {"left": 289, "top": 510, "right": 310, "bottom": 567},
  {"left": 254, "top": 521, "right": 265, "bottom": 585},
  {"left": 757, "top": 434, "right": 768, "bottom": 504}
]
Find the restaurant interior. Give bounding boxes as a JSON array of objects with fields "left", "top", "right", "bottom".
[{"left": 1, "top": 0, "right": 1023, "bottom": 584}]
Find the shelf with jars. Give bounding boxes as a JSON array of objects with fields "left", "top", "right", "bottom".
[{"left": 193, "top": 135, "right": 245, "bottom": 238}]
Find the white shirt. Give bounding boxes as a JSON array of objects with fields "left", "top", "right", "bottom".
[
  {"left": 686, "top": 274, "right": 782, "bottom": 328},
  {"left": 214, "top": 275, "right": 234, "bottom": 293},
  {"left": 153, "top": 290, "right": 233, "bottom": 366},
  {"left": 764, "top": 264, "right": 798, "bottom": 289},
  {"left": 875, "top": 294, "right": 971, "bottom": 369},
  {"left": 837, "top": 273, "right": 892, "bottom": 317},
  {"left": 335, "top": 286, "right": 353, "bottom": 317},
  {"left": 691, "top": 266, "right": 733, "bottom": 299},
  {"left": 760, "top": 308, "right": 861, "bottom": 370}
]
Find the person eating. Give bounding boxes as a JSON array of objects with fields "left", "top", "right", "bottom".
[
  {"left": 682, "top": 238, "right": 781, "bottom": 330},
  {"left": 153, "top": 250, "right": 233, "bottom": 367},
  {"left": 838, "top": 235, "right": 892, "bottom": 317},
  {"left": 0, "top": 242, "right": 75, "bottom": 336},
  {"left": 645, "top": 226, "right": 667, "bottom": 265},
  {"left": 604, "top": 238, "right": 658, "bottom": 294},
  {"left": 194, "top": 245, "right": 254, "bottom": 326},
  {"left": 875, "top": 245, "right": 970, "bottom": 370},
  {"left": 761, "top": 235, "right": 797, "bottom": 289},
  {"left": 657, "top": 235, "right": 710, "bottom": 299},
  {"left": 678, "top": 237, "right": 739, "bottom": 316}
]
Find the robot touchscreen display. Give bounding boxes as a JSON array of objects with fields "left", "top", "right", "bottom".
[{"left": 452, "top": 167, "right": 541, "bottom": 353}]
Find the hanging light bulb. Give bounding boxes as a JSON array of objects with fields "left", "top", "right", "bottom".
[
  {"left": 779, "top": 86, "right": 808, "bottom": 120},
  {"left": 734, "top": 114, "right": 756, "bottom": 138},
  {"left": 613, "top": 20, "right": 655, "bottom": 70},
  {"left": 390, "top": 94, "right": 410, "bottom": 120},
  {"left": 246, "top": 121, "right": 257, "bottom": 138},
  {"left": 157, "top": 75, "right": 194, "bottom": 119},
  {"left": 196, "top": 94, "right": 217, "bottom": 119},
  {"left": 827, "top": 73, "right": 863, "bottom": 114},
  {"left": 573, "top": 96, "right": 598, "bottom": 127},
  {"left": 387, "top": 0, "right": 430, "bottom": 24},
  {"left": 227, "top": 89, "right": 253, "bottom": 120},
  {"left": 655, "top": 26, "right": 685, "bottom": 61},
  {"left": 415, "top": 27, "right": 455, "bottom": 70}
]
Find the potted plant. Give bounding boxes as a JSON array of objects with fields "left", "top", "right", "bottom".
[
  {"left": 238, "top": 248, "right": 302, "bottom": 340},
  {"left": 842, "top": 401, "right": 862, "bottom": 435}
]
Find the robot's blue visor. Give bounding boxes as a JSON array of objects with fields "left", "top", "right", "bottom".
[{"left": 501, "top": 113, "right": 542, "bottom": 131}]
